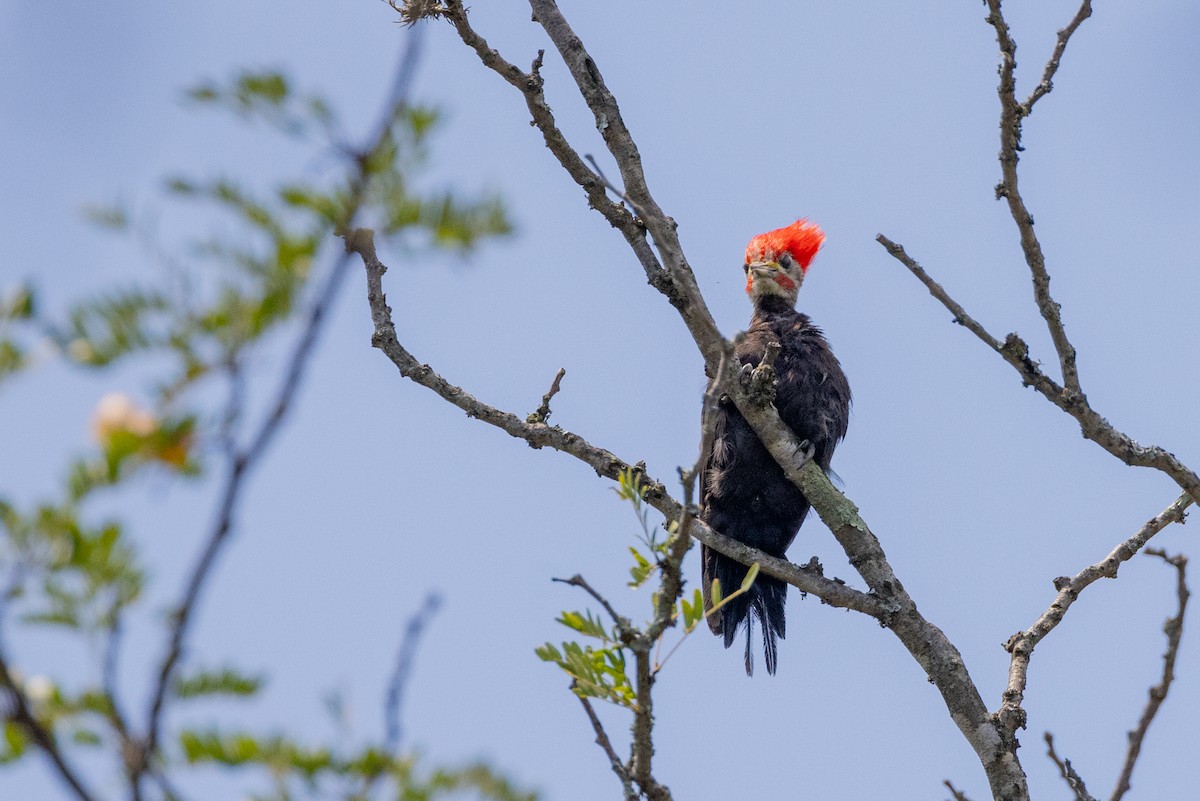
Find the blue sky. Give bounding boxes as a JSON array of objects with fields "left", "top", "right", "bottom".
[{"left": 3, "top": 2, "right": 1199, "bottom": 799}]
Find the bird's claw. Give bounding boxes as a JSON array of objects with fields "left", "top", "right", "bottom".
[
  {"left": 746, "top": 363, "right": 777, "bottom": 405},
  {"left": 794, "top": 438, "right": 816, "bottom": 468}
]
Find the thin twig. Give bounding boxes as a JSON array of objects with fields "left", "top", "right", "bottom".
[
  {"left": 575, "top": 691, "right": 636, "bottom": 801},
  {"left": 100, "top": 613, "right": 143, "bottom": 798},
  {"left": 1022, "top": 0, "right": 1094, "bottom": 115},
  {"left": 438, "top": 0, "right": 674, "bottom": 304},
  {"left": 876, "top": 235, "right": 1200, "bottom": 503},
  {"left": 983, "top": 0, "right": 1083, "bottom": 396},
  {"left": 1110, "top": 549, "right": 1190, "bottom": 801},
  {"left": 999, "top": 494, "right": 1191, "bottom": 732},
  {"left": 944, "top": 779, "right": 972, "bottom": 801},
  {"left": 384, "top": 592, "right": 442, "bottom": 751},
  {"left": 144, "top": 251, "right": 356, "bottom": 763},
  {"left": 0, "top": 646, "right": 100, "bottom": 801},
  {"left": 552, "top": 575, "right": 625, "bottom": 628},
  {"left": 527, "top": 367, "right": 566, "bottom": 424},
  {"left": 141, "top": 24, "right": 427, "bottom": 782},
  {"left": 875, "top": 235, "right": 1005, "bottom": 353},
  {"left": 583, "top": 154, "right": 643, "bottom": 217},
  {"left": 643, "top": 357, "right": 725, "bottom": 646},
  {"left": 1044, "top": 732, "right": 1097, "bottom": 801}
]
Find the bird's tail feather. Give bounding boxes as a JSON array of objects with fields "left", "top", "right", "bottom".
[{"left": 703, "top": 546, "right": 787, "bottom": 676}]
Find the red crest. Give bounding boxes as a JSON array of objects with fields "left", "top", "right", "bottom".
[{"left": 744, "top": 219, "right": 825, "bottom": 271}]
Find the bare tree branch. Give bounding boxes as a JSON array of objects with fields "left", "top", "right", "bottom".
[
  {"left": 438, "top": 1, "right": 676, "bottom": 307},
  {"left": 876, "top": 235, "right": 1200, "bottom": 504},
  {"left": 1022, "top": 0, "right": 1094, "bottom": 115},
  {"left": 1000, "top": 494, "right": 1191, "bottom": 732},
  {"left": 1045, "top": 732, "right": 1097, "bottom": 801},
  {"left": 392, "top": 1, "right": 1039, "bottom": 794},
  {"left": 575, "top": 691, "right": 636, "bottom": 801},
  {"left": 983, "top": 0, "right": 1084, "bottom": 396},
  {"left": 1110, "top": 549, "right": 1190, "bottom": 801},
  {"left": 350, "top": 216, "right": 1023, "bottom": 795},
  {"left": 347, "top": 228, "right": 876, "bottom": 617}
]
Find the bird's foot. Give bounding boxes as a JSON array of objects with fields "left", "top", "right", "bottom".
[
  {"left": 794, "top": 438, "right": 816, "bottom": 468},
  {"left": 745, "top": 363, "right": 777, "bottom": 406}
]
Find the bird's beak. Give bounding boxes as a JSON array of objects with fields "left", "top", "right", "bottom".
[{"left": 749, "top": 261, "right": 781, "bottom": 280}]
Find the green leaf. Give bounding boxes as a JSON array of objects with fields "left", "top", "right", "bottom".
[
  {"left": 71, "top": 729, "right": 103, "bottom": 747},
  {"left": 0, "top": 284, "right": 35, "bottom": 320},
  {"left": 174, "top": 667, "right": 265, "bottom": 699},
  {"left": 627, "top": 546, "right": 654, "bottom": 588},
  {"left": 680, "top": 588, "right": 704, "bottom": 630},
  {"left": 236, "top": 71, "right": 289, "bottom": 105},
  {"left": 538, "top": 641, "right": 635, "bottom": 709},
  {"left": 741, "top": 562, "right": 761, "bottom": 592},
  {"left": 710, "top": 577, "right": 723, "bottom": 606},
  {"left": 0, "top": 720, "right": 27, "bottom": 764},
  {"left": 556, "top": 609, "right": 611, "bottom": 641},
  {"left": 0, "top": 339, "right": 24, "bottom": 382},
  {"left": 81, "top": 203, "right": 129, "bottom": 230}
]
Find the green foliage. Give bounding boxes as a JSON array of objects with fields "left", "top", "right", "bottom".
[
  {"left": 0, "top": 283, "right": 37, "bottom": 385},
  {"left": 0, "top": 721, "right": 28, "bottom": 765},
  {"left": 185, "top": 70, "right": 334, "bottom": 139},
  {"left": 1, "top": 498, "right": 143, "bottom": 631},
  {"left": 556, "top": 609, "right": 613, "bottom": 642},
  {"left": 0, "top": 285, "right": 35, "bottom": 321},
  {"left": 613, "top": 467, "right": 668, "bottom": 588},
  {"left": 57, "top": 288, "right": 172, "bottom": 367},
  {"left": 679, "top": 588, "right": 705, "bottom": 631},
  {"left": 174, "top": 667, "right": 265, "bottom": 700},
  {"left": 0, "top": 64, "right": 519, "bottom": 798},
  {"left": 179, "top": 728, "right": 537, "bottom": 801},
  {"left": 535, "top": 642, "right": 636, "bottom": 709}
]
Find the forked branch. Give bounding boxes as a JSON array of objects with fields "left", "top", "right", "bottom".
[
  {"left": 1111, "top": 549, "right": 1191, "bottom": 801},
  {"left": 1000, "top": 495, "right": 1191, "bottom": 732}
]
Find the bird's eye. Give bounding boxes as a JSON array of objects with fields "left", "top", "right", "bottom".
[
  {"left": 742, "top": 263, "right": 750, "bottom": 273},
  {"left": 779, "top": 253, "right": 794, "bottom": 269}
]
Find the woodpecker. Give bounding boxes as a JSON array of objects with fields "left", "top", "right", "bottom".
[{"left": 700, "top": 219, "right": 851, "bottom": 675}]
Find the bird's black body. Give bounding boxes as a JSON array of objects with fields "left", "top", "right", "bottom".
[{"left": 700, "top": 294, "right": 851, "bottom": 675}]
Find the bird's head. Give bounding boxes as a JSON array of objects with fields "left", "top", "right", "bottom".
[{"left": 743, "top": 219, "right": 825, "bottom": 306}]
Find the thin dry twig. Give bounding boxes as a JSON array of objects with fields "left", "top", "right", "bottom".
[
  {"left": 1022, "top": 0, "right": 1094, "bottom": 115},
  {"left": 575, "top": 691, "right": 636, "bottom": 801},
  {"left": 1111, "top": 549, "right": 1190, "bottom": 801},
  {"left": 876, "top": 235, "right": 1200, "bottom": 503},
  {"left": 552, "top": 575, "right": 626, "bottom": 628},
  {"left": 527, "top": 367, "right": 566, "bottom": 424},
  {"left": 944, "top": 779, "right": 973, "bottom": 801},
  {"left": 1045, "top": 732, "right": 1098, "bottom": 801},
  {"left": 436, "top": 1, "right": 676, "bottom": 307},
  {"left": 983, "top": 0, "right": 1083, "bottom": 396},
  {"left": 999, "top": 494, "right": 1191, "bottom": 732}
]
